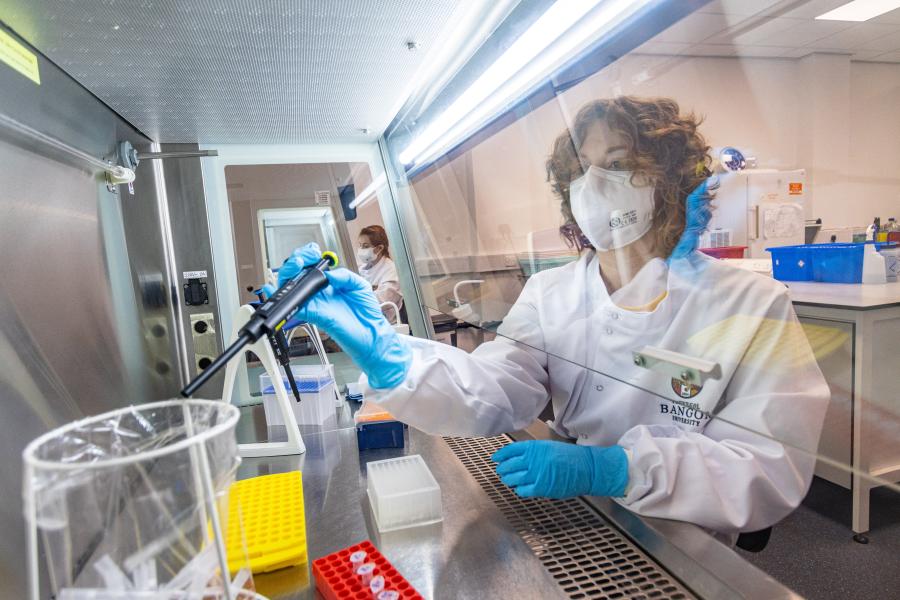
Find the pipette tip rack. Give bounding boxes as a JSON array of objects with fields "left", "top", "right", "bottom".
[{"left": 312, "top": 540, "right": 423, "bottom": 599}]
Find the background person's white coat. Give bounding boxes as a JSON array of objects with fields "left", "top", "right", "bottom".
[
  {"left": 363, "top": 252, "right": 830, "bottom": 533},
  {"left": 359, "top": 256, "right": 404, "bottom": 323}
]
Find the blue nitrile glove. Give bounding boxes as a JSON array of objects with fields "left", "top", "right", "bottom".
[
  {"left": 670, "top": 178, "right": 714, "bottom": 260},
  {"left": 268, "top": 242, "right": 412, "bottom": 389},
  {"left": 491, "top": 440, "right": 628, "bottom": 499}
]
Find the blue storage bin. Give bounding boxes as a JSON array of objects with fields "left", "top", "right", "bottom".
[
  {"left": 768, "top": 242, "right": 896, "bottom": 284},
  {"left": 811, "top": 243, "right": 865, "bottom": 283},
  {"left": 767, "top": 245, "right": 813, "bottom": 281}
]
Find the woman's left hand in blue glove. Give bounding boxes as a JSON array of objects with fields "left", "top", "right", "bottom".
[
  {"left": 491, "top": 440, "right": 629, "bottom": 499},
  {"left": 669, "top": 178, "right": 716, "bottom": 260},
  {"left": 265, "top": 242, "right": 411, "bottom": 389}
]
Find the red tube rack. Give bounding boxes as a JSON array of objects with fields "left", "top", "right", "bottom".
[{"left": 312, "top": 540, "right": 423, "bottom": 600}]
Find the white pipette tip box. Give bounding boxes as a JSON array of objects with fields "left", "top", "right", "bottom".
[{"left": 366, "top": 454, "right": 443, "bottom": 532}]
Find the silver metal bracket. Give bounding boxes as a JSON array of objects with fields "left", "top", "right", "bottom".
[
  {"left": 105, "top": 172, "right": 119, "bottom": 193},
  {"left": 117, "top": 140, "right": 218, "bottom": 171},
  {"left": 632, "top": 346, "right": 722, "bottom": 385}
]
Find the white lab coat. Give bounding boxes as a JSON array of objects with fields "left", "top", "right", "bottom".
[
  {"left": 360, "top": 256, "right": 403, "bottom": 323},
  {"left": 363, "top": 251, "right": 830, "bottom": 533}
]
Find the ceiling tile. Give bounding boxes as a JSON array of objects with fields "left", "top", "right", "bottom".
[
  {"left": 779, "top": 47, "right": 818, "bottom": 58},
  {"left": 706, "top": 16, "right": 798, "bottom": 45},
  {"left": 756, "top": 18, "right": 854, "bottom": 46},
  {"left": 855, "top": 30, "right": 900, "bottom": 52},
  {"left": 708, "top": 15, "right": 854, "bottom": 47},
  {"left": 732, "top": 45, "right": 806, "bottom": 57},
  {"left": 872, "top": 49, "right": 900, "bottom": 61},
  {"left": 632, "top": 41, "right": 692, "bottom": 55},
  {"left": 805, "top": 22, "right": 900, "bottom": 50},
  {"left": 870, "top": 8, "right": 900, "bottom": 24},
  {"left": 683, "top": 43, "right": 738, "bottom": 57},
  {"left": 773, "top": 0, "right": 851, "bottom": 19},
  {"left": 651, "top": 12, "right": 736, "bottom": 43},
  {"left": 851, "top": 50, "right": 891, "bottom": 60},
  {"left": 698, "top": 0, "right": 785, "bottom": 17}
]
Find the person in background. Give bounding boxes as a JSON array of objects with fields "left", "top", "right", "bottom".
[
  {"left": 275, "top": 97, "right": 828, "bottom": 537},
  {"left": 357, "top": 225, "right": 404, "bottom": 324}
]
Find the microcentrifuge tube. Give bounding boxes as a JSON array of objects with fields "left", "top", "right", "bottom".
[
  {"left": 350, "top": 550, "right": 367, "bottom": 570},
  {"left": 369, "top": 575, "right": 385, "bottom": 597},
  {"left": 377, "top": 591, "right": 400, "bottom": 600},
  {"left": 356, "top": 562, "right": 376, "bottom": 586}
]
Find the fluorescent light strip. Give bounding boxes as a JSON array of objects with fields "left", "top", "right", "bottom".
[
  {"left": 411, "top": 0, "right": 650, "bottom": 168},
  {"left": 399, "top": 0, "right": 601, "bottom": 164},
  {"left": 398, "top": 0, "right": 650, "bottom": 167},
  {"left": 816, "top": 0, "right": 900, "bottom": 21},
  {"left": 386, "top": 1, "right": 520, "bottom": 128},
  {"left": 348, "top": 173, "right": 387, "bottom": 209}
]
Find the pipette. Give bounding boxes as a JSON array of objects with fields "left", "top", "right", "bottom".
[
  {"left": 181, "top": 251, "right": 339, "bottom": 397},
  {"left": 250, "top": 286, "right": 302, "bottom": 403}
]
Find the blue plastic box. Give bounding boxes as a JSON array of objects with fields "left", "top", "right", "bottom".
[
  {"left": 767, "top": 245, "right": 813, "bottom": 281},
  {"left": 810, "top": 243, "right": 865, "bottom": 283},
  {"left": 767, "top": 242, "right": 896, "bottom": 283}
]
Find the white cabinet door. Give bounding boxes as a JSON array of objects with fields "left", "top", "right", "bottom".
[{"left": 799, "top": 316, "right": 854, "bottom": 488}]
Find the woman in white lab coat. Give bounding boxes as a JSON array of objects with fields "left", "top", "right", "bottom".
[
  {"left": 277, "top": 96, "right": 829, "bottom": 534},
  {"left": 356, "top": 224, "right": 403, "bottom": 324}
]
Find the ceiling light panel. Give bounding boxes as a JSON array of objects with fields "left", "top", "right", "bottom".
[{"left": 816, "top": 0, "right": 900, "bottom": 22}]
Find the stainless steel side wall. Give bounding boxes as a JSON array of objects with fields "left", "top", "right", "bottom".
[
  {"left": 158, "top": 142, "right": 226, "bottom": 395},
  {"left": 0, "top": 22, "right": 181, "bottom": 596}
]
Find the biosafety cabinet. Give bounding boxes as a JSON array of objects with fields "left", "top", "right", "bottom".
[{"left": 4, "top": 0, "right": 900, "bottom": 599}]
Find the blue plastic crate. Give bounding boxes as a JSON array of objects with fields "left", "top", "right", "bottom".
[
  {"left": 810, "top": 243, "right": 865, "bottom": 283},
  {"left": 768, "top": 242, "right": 896, "bottom": 284},
  {"left": 767, "top": 245, "right": 813, "bottom": 281}
]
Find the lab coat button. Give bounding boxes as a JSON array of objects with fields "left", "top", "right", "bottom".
[
  {"left": 605, "top": 327, "right": 613, "bottom": 335},
  {"left": 611, "top": 312, "right": 619, "bottom": 320},
  {"left": 595, "top": 384, "right": 604, "bottom": 392}
]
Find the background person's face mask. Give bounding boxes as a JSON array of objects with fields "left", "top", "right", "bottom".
[
  {"left": 570, "top": 167, "right": 655, "bottom": 251},
  {"left": 357, "top": 247, "right": 376, "bottom": 265}
]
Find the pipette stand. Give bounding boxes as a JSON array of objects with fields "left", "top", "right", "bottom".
[
  {"left": 289, "top": 322, "right": 343, "bottom": 406},
  {"left": 222, "top": 304, "right": 306, "bottom": 457}
]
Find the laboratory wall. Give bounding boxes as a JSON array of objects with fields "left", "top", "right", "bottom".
[
  {"left": 849, "top": 61, "right": 900, "bottom": 226},
  {"left": 346, "top": 161, "right": 388, "bottom": 246},
  {"left": 415, "top": 53, "right": 900, "bottom": 262},
  {"left": 225, "top": 162, "right": 374, "bottom": 301}
]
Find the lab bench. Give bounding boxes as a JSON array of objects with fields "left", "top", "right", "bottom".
[
  {"left": 786, "top": 280, "right": 900, "bottom": 539},
  {"left": 233, "top": 403, "right": 796, "bottom": 599}
]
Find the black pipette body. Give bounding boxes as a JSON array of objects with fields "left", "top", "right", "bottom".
[{"left": 180, "top": 253, "right": 337, "bottom": 397}]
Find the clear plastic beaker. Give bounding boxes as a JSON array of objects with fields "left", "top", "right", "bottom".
[{"left": 22, "top": 399, "right": 258, "bottom": 599}]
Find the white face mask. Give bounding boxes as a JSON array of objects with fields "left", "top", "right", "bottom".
[
  {"left": 570, "top": 167, "right": 655, "bottom": 251},
  {"left": 357, "top": 247, "right": 376, "bottom": 266}
]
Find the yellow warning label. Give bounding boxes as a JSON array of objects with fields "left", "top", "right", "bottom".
[{"left": 0, "top": 29, "right": 40, "bottom": 85}]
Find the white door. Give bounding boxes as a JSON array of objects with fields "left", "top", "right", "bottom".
[{"left": 258, "top": 208, "right": 345, "bottom": 274}]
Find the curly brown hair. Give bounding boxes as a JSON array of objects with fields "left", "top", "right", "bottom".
[{"left": 547, "top": 96, "right": 713, "bottom": 257}]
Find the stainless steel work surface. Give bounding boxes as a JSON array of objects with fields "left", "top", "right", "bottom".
[
  {"left": 235, "top": 403, "right": 566, "bottom": 599},
  {"left": 234, "top": 402, "right": 797, "bottom": 600}
]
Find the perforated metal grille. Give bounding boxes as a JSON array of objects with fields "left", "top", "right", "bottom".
[
  {"left": 2, "top": 0, "right": 463, "bottom": 143},
  {"left": 444, "top": 435, "right": 695, "bottom": 600}
]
